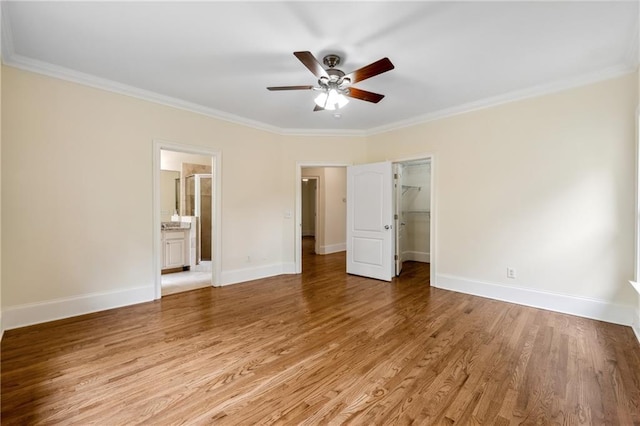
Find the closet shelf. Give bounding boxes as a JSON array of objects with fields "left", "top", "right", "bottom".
[
  {"left": 403, "top": 210, "right": 430, "bottom": 215},
  {"left": 402, "top": 185, "right": 421, "bottom": 195}
]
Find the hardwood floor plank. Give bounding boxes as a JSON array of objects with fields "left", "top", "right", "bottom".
[{"left": 2, "top": 241, "right": 639, "bottom": 424}]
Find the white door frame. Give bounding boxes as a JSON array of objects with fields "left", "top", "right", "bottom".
[
  {"left": 392, "top": 153, "right": 436, "bottom": 286},
  {"left": 152, "top": 140, "right": 222, "bottom": 299},
  {"left": 394, "top": 163, "right": 404, "bottom": 276},
  {"left": 295, "top": 162, "right": 350, "bottom": 274}
]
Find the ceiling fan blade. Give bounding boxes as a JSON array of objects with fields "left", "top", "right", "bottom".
[
  {"left": 313, "top": 104, "right": 324, "bottom": 112},
  {"left": 344, "top": 57, "right": 394, "bottom": 84},
  {"left": 294, "top": 51, "right": 329, "bottom": 79},
  {"left": 346, "top": 87, "right": 385, "bottom": 103},
  {"left": 267, "top": 85, "right": 315, "bottom": 91}
]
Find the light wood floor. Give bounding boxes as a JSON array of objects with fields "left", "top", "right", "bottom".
[{"left": 2, "top": 239, "right": 640, "bottom": 424}]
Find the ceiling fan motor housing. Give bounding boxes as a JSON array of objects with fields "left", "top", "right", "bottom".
[{"left": 323, "top": 54, "right": 341, "bottom": 68}]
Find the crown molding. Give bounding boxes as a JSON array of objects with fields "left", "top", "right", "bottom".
[
  {"left": 366, "top": 64, "right": 638, "bottom": 136},
  {"left": 2, "top": 45, "right": 636, "bottom": 139},
  {"left": 3, "top": 52, "right": 291, "bottom": 135},
  {"left": 279, "top": 127, "right": 366, "bottom": 137},
  {"left": 2, "top": 51, "right": 372, "bottom": 138}
]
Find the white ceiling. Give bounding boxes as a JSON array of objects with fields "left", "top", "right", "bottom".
[{"left": 2, "top": 1, "right": 638, "bottom": 135}]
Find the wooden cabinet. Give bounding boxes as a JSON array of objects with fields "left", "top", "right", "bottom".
[{"left": 162, "top": 230, "right": 189, "bottom": 270}]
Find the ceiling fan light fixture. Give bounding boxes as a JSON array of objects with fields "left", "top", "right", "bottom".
[
  {"left": 314, "top": 92, "right": 328, "bottom": 108},
  {"left": 268, "top": 51, "right": 394, "bottom": 112},
  {"left": 315, "top": 88, "right": 348, "bottom": 111}
]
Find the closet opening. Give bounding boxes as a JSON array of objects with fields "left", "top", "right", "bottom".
[{"left": 394, "top": 159, "right": 432, "bottom": 277}]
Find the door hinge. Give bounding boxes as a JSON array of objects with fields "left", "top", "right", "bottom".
[
  {"left": 394, "top": 173, "right": 398, "bottom": 179},
  {"left": 394, "top": 214, "right": 398, "bottom": 220},
  {"left": 395, "top": 255, "right": 398, "bottom": 260}
]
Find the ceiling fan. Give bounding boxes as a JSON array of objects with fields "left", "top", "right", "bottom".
[{"left": 267, "top": 51, "right": 395, "bottom": 111}]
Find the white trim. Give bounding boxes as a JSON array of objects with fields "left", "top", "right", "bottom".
[
  {"left": 633, "top": 309, "right": 640, "bottom": 345},
  {"left": 436, "top": 274, "right": 634, "bottom": 327},
  {"left": 295, "top": 162, "right": 351, "bottom": 274},
  {"left": 220, "top": 263, "right": 295, "bottom": 287},
  {"left": 0, "top": 48, "right": 634, "bottom": 138},
  {"left": 153, "top": 140, "right": 222, "bottom": 296},
  {"left": 402, "top": 251, "right": 430, "bottom": 263},
  {"left": 317, "top": 243, "right": 346, "bottom": 255},
  {"left": 368, "top": 65, "right": 636, "bottom": 136},
  {"left": 2, "top": 286, "right": 154, "bottom": 331},
  {"left": 5, "top": 53, "right": 286, "bottom": 135},
  {"left": 631, "top": 281, "right": 640, "bottom": 345}
]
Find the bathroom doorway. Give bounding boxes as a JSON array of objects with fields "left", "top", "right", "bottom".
[{"left": 153, "top": 141, "right": 221, "bottom": 299}]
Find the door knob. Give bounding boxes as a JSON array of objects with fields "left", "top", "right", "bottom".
[{"left": 384, "top": 225, "right": 390, "bottom": 230}]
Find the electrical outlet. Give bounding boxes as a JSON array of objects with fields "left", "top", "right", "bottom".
[{"left": 507, "top": 267, "right": 516, "bottom": 279}]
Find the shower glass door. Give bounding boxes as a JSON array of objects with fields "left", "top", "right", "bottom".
[{"left": 185, "top": 174, "right": 212, "bottom": 263}]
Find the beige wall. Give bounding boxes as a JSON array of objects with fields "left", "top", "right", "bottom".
[
  {"left": 637, "top": 68, "right": 640, "bottom": 334},
  {"left": 0, "top": 55, "right": 3, "bottom": 336},
  {"left": 2, "top": 63, "right": 638, "bottom": 330},
  {"left": 368, "top": 72, "right": 638, "bottom": 309},
  {"left": 1, "top": 66, "right": 366, "bottom": 316}
]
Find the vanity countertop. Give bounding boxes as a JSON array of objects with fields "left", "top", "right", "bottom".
[{"left": 161, "top": 222, "right": 191, "bottom": 230}]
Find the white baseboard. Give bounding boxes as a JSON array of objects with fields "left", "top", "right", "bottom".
[
  {"left": 630, "top": 281, "right": 640, "bottom": 344},
  {"left": 220, "top": 262, "right": 296, "bottom": 287},
  {"left": 633, "top": 309, "right": 640, "bottom": 345},
  {"left": 436, "top": 274, "right": 634, "bottom": 327},
  {"left": 317, "top": 242, "right": 346, "bottom": 255},
  {"left": 2, "top": 285, "right": 155, "bottom": 331},
  {"left": 403, "top": 251, "right": 430, "bottom": 263}
]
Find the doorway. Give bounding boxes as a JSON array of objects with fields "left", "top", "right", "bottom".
[
  {"left": 301, "top": 177, "right": 319, "bottom": 256},
  {"left": 152, "top": 141, "right": 221, "bottom": 299},
  {"left": 394, "top": 159, "right": 431, "bottom": 277},
  {"left": 345, "top": 156, "right": 435, "bottom": 284},
  {"left": 295, "top": 163, "right": 349, "bottom": 273}
]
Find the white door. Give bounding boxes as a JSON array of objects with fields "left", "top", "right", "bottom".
[
  {"left": 346, "top": 161, "right": 394, "bottom": 281},
  {"left": 394, "top": 163, "right": 405, "bottom": 276}
]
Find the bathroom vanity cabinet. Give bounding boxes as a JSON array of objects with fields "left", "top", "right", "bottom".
[{"left": 162, "top": 229, "right": 189, "bottom": 270}]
